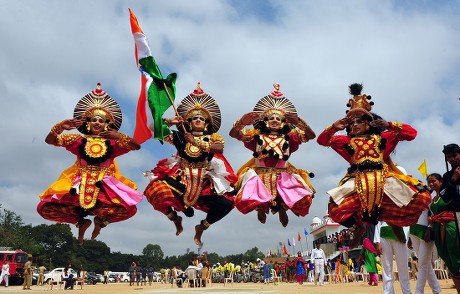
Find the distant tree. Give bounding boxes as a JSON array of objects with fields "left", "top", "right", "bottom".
[
  {"left": 29, "top": 223, "right": 73, "bottom": 266},
  {"left": 79, "top": 240, "right": 111, "bottom": 273},
  {"left": 142, "top": 244, "right": 164, "bottom": 270}
]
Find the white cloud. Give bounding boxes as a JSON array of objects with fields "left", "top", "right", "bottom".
[{"left": 1, "top": 0, "right": 459, "bottom": 257}]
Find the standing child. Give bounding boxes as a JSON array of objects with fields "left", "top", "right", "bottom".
[{"left": 359, "top": 238, "right": 378, "bottom": 286}]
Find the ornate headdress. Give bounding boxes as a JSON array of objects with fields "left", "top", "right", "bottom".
[
  {"left": 73, "top": 83, "right": 122, "bottom": 134},
  {"left": 177, "top": 82, "right": 221, "bottom": 133},
  {"left": 345, "top": 83, "right": 374, "bottom": 118},
  {"left": 252, "top": 83, "right": 297, "bottom": 127}
]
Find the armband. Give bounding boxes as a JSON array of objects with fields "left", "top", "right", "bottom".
[
  {"left": 116, "top": 133, "right": 131, "bottom": 149},
  {"left": 50, "top": 122, "right": 64, "bottom": 136}
]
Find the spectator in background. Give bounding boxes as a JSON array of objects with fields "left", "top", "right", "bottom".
[
  {"left": 103, "top": 269, "right": 108, "bottom": 284},
  {"left": 147, "top": 265, "right": 154, "bottom": 285},
  {"left": 37, "top": 264, "right": 46, "bottom": 286},
  {"left": 22, "top": 255, "right": 33, "bottom": 290},
  {"left": 128, "top": 262, "right": 136, "bottom": 286},
  {"left": 0, "top": 260, "right": 10, "bottom": 287},
  {"left": 136, "top": 262, "right": 143, "bottom": 286},
  {"left": 293, "top": 251, "right": 306, "bottom": 285}
]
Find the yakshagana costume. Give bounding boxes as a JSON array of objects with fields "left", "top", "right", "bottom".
[
  {"left": 231, "top": 84, "right": 315, "bottom": 227},
  {"left": 143, "top": 83, "right": 236, "bottom": 245},
  {"left": 37, "top": 84, "right": 143, "bottom": 239},
  {"left": 316, "top": 83, "right": 431, "bottom": 238}
]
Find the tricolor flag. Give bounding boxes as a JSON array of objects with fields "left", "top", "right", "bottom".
[
  {"left": 129, "top": 8, "right": 177, "bottom": 144},
  {"left": 417, "top": 159, "right": 428, "bottom": 178},
  {"left": 297, "top": 232, "right": 302, "bottom": 241}
]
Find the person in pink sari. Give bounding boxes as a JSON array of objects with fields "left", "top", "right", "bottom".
[
  {"left": 229, "top": 84, "right": 316, "bottom": 227},
  {"left": 37, "top": 83, "right": 143, "bottom": 245}
]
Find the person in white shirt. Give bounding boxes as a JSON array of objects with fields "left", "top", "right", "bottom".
[
  {"left": 311, "top": 242, "right": 327, "bottom": 285},
  {"left": 0, "top": 260, "right": 10, "bottom": 287},
  {"left": 374, "top": 221, "right": 411, "bottom": 294},
  {"left": 407, "top": 192, "right": 441, "bottom": 294}
]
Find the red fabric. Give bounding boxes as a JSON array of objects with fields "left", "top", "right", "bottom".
[
  {"left": 317, "top": 123, "right": 417, "bottom": 163},
  {"left": 328, "top": 190, "right": 431, "bottom": 227},
  {"left": 363, "top": 238, "right": 377, "bottom": 254}
]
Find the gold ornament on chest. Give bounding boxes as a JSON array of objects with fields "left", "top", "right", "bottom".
[
  {"left": 185, "top": 142, "right": 202, "bottom": 157},
  {"left": 84, "top": 137, "right": 108, "bottom": 158}
]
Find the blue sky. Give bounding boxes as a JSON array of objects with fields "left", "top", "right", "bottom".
[{"left": 0, "top": 0, "right": 459, "bottom": 258}]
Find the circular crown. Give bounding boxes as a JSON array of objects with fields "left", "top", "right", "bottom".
[
  {"left": 177, "top": 82, "right": 221, "bottom": 133},
  {"left": 253, "top": 83, "right": 297, "bottom": 125},
  {"left": 73, "top": 83, "right": 122, "bottom": 133}
]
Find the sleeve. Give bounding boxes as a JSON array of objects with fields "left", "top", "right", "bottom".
[
  {"left": 316, "top": 125, "right": 352, "bottom": 161},
  {"left": 382, "top": 122, "right": 417, "bottom": 157},
  {"left": 374, "top": 222, "right": 382, "bottom": 243}
]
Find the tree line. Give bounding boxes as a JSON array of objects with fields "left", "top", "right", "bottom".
[{"left": 0, "top": 204, "right": 264, "bottom": 273}]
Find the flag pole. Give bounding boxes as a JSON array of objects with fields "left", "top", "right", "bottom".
[{"left": 162, "top": 81, "right": 186, "bottom": 132}]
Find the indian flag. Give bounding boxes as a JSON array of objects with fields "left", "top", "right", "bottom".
[{"left": 129, "top": 8, "right": 177, "bottom": 144}]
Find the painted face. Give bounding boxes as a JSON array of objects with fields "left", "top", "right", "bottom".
[
  {"left": 350, "top": 118, "right": 369, "bottom": 135},
  {"left": 89, "top": 115, "right": 107, "bottom": 135},
  {"left": 445, "top": 152, "right": 460, "bottom": 168},
  {"left": 190, "top": 114, "right": 206, "bottom": 132},
  {"left": 267, "top": 114, "right": 283, "bottom": 130},
  {"left": 427, "top": 175, "right": 442, "bottom": 193}
]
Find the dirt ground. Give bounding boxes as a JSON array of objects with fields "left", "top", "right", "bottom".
[{"left": 1, "top": 279, "right": 458, "bottom": 294}]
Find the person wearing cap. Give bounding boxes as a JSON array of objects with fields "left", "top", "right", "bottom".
[
  {"left": 144, "top": 83, "right": 236, "bottom": 246},
  {"left": 438, "top": 143, "right": 460, "bottom": 291},
  {"left": 317, "top": 83, "right": 431, "bottom": 248},
  {"left": 37, "top": 83, "right": 143, "bottom": 245},
  {"left": 229, "top": 84, "right": 316, "bottom": 227}
]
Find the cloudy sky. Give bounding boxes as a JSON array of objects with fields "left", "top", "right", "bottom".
[{"left": 1, "top": 0, "right": 459, "bottom": 258}]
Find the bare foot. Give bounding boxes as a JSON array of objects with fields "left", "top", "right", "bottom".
[
  {"left": 194, "top": 224, "right": 205, "bottom": 246},
  {"left": 78, "top": 219, "right": 91, "bottom": 246},
  {"left": 349, "top": 224, "right": 365, "bottom": 249},
  {"left": 91, "top": 220, "right": 102, "bottom": 240},
  {"left": 257, "top": 209, "right": 267, "bottom": 224},
  {"left": 173, "top": 215, "right": 183, "bottom": 236},
  {"left": 279, "top": 209, "right": 289, "bottom": 227}
]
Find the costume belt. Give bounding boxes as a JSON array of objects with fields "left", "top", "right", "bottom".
[
  {"left": 254, "top": 167, "right": 287, "bottom": 175},
  {"left": 180, "top": 161, "right": 209, "bottom": 169}
]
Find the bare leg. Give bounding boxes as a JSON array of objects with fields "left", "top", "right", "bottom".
[
  {"left": 194, "top": 220, "right": 210, "bottom": 246},
  {"left": 91, "top": 217, "right": 107, "bottom": 240},
  {"left": 77, "top": 219, "right": 91, "bottom": 246},
  {"left": 278, "top": 208, "right": 289, "bottom": 227},
  {"left": 167, "top": 210, "right": 183, "bottom": 236},
  {"left": 257, "top": 208, "right": 267, "bottom": 224}
]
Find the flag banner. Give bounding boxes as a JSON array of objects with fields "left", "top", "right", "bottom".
[
  {"left": 287, "top": 239, "right": 291, "bottom": 246},
  {"left": 297, "top": 232, "right": 301, "bottom": 241},
  {"left": 283, "top": 244, "right": 289, "bottom": 255},
  {"left": 417, "top": 159, "right": 428, "bottom": 177},
  {"left": 304, "top": 228, "right": 309, "bottom": 236},
  {"left": 129, "top": 8, "right": 177, "bottom": 144},
  {"left": 292, "top": 237, "right": 296, "bottom": 247}
]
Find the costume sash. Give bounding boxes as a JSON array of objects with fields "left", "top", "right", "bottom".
[
  {"left": 79, "top": 170, "right": 105, "bottom": 209},
  {"left": 183, "top": 167, "right": 206, "bottom": 208},
  {"left": 355, "top": 170, "right": 385, "bottom": 215}
]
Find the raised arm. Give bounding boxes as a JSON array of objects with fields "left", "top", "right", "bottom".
[{"left": 45, "top": 118, "right": 83, "bottom": 145}]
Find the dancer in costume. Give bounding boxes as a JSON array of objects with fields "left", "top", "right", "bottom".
[
  {"left": 144, "top": 83, "right": 236, "bottom": 246},
  {"left": 38, "top": 83, "right": 143, "bottom": 245},
  {"left": 316, "top": 83, "right": 431, "bottom": 247},
  {"left": 229, "top": 84, "right": 315, "bottom": 227}
]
